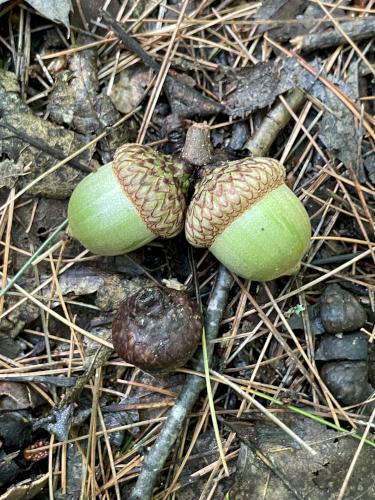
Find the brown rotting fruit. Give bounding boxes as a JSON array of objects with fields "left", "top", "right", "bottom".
[{"left": 112, "top": 287, "right": 202, "bottom": 373}]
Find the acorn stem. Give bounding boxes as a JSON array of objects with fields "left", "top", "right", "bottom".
[{"left": 182, "top": 122, "right": 213, "bottom": 166}]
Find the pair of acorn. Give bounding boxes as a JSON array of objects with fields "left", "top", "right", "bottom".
[
  {"left": 68, "top": 144, "right": 311, "bottom": 373},
  {"left": 68, "top": 143, "right": 311, "bottom": 282}
]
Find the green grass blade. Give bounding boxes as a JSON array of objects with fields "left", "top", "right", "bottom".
[{"left": 0, "top": 218, "right": 68, "bottom": 298}]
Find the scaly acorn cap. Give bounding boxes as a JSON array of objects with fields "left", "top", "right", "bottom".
[
  {"left": 185, "top": 157, "right": 285, "bottom": 247},
  {"left": 185, "top": 157, "right": 311, "bottom": 281},
  {"left": 113, "top": 144, "right": 188, "bottom": 238},
  {"left": 68, "top": 144, "right": 189, "bottom": 256}
]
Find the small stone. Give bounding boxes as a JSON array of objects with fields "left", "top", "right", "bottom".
[
  {"left": 229, "top": 122, "right": 249, "bottom": 151},
  {"left": 315, "top": 332, "right": 368, "bottom": 361},
  {"left": 321, "top": 361, "right": 372, "bottom": 405},
  {"left": 320, "top": 284, "right": 367, "bottom": 333}
]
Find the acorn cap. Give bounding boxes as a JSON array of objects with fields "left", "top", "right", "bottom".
[
  {"left": 113, "top": 144, "right": 188, "bottom": 239},
  {"left": 112, "top": 287, "right": 202, "bottom": 373},
  {"left": 185, "top": 157, "right": 285, "bottom": 247}
]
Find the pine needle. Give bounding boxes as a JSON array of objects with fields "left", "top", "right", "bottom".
[
  {"left": 211, "top": 370, "right": 375, "bottom": 449},
  {"left": 202, "top": 328, "right": 229, "bottom": 476}
]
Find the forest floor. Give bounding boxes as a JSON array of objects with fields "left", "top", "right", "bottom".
[{"left": 0, "top": 1, "right": 374, "bottom": 499}]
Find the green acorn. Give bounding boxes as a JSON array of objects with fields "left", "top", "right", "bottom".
[
  {"left": 185, "top": 157, "right": 311, "bottom": 281},
  {"left": 68, "top": 144, "right": 188, "bottom": 255}
]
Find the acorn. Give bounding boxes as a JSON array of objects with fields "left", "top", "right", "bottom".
[
  {"left": 185, "top": 157, "right": 311, "bottom": 281},
  {"left": 112, "top": 287, "right": 202, "bottom": 373},
  {"left": 68, "top": 144, "right": 188, "bottom": 255}
]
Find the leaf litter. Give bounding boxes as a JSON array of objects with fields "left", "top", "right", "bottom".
[{"left": 0, "top": 1, "right": 374, "bottom": 499}]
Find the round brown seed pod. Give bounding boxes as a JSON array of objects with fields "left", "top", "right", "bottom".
[{"left": 112, "top": 287, "right": 202, "bottom": 373}]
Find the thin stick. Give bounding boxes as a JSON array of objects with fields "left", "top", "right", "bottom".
[{"left": 245, "top": 88, "right": 305, "bottom": 155}]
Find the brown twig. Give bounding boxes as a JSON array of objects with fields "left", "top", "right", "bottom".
[{"left": 245, "top": 88, "right": 305, "bottom": 156}]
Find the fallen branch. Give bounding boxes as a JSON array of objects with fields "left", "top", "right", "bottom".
[{"left": 245, "top": 88, "right": 305, "bottom": 156}]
